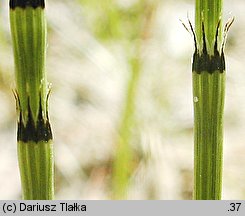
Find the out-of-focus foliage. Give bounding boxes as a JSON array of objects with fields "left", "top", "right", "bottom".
[{"left": 78, "top": 0, "right": 157, "bottom": 41}]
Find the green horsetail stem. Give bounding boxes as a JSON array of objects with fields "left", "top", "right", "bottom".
[
  {"left": 10, "top": 0, "right": 54, "bottom": 200},
  {"left": 192, "top": 0, "right": 233, "bottom": 199}
]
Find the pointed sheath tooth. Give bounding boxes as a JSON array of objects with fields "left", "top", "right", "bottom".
[
  {"left": 10, "top": 0, "right": 45, "bottom": 9},
  {"left": 10, "top": 0, "right": 51, "bottom": 143},
  {"left": 10, "top": 0, "right": 54, "bottom": 200},
  {"left": 192, "top": 23, "right": 225, "bottom": 74},
  {"left": 17, "top": 99, "right": 52, "bottom": 143}
]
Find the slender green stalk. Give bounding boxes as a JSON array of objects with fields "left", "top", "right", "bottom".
[
  {"left": 112, "top": 55, "right": 141, "bottom": 199},
  {"left": 193, "top": 0, "right": 226, "bottom": 200},
  {"left": 10, "top": 0, "right": 54, "bottom": 200},
  {"left": 111, "top": 1, "right": 158, "bottom": 199},
  {"left": 195, "top": 0, "right": 223, "bottom": 54}
]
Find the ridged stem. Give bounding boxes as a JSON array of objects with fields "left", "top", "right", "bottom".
[
  {"left": 193, "top": 0, "right": 225, "bottom": 200},
  {"left": 193, "top": 71, "right": 225, "bottom": 200},
  {"left": 195, "top": 0, "right": 223, "bottom": 54},
  {"left": 18, "top": 141, "right": 54, "bottom": 199},
  {"left": 9, "top": 1, "right": 54, "bottom": 200}
]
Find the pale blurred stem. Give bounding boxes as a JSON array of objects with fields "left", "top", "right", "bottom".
[
  {"left": 112, "top": 1, "right": 157, "bottom": 199},
  {"left": 10, "top": 3, "right": 54, "bottom": 200},
  {"left": 112, "top": 53, "right": 141, "bottom": 199},
  {"left": 193, "top": 0, "right": 225, "bottom": 200}
]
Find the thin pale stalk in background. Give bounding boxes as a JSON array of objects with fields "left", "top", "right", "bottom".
[{"left": 111, "top": 1, "right": 158, "bottom": 199}]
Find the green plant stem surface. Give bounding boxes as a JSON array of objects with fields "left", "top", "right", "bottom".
[
  {"left": 193, "top": 0, "right": 225, "bottom": 200},
  {"left": 195, "top": 0, "right": 223, "bottom": 54},
  {"left": 18, "top": 141, "right": 54, "bottom": 199},
  {"left": 10, "top": 2, "right": 54, "bottom": 200},
  {"left": 193, "top": 71, "right": 225, "bottom": 200},
  {"left": 10, "top": 7, "right": 48, "bottom": 120}
]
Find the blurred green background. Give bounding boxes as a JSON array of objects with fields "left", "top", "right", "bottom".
[{"left": 0, "top": 0, "right": 245, "bottom": 199}]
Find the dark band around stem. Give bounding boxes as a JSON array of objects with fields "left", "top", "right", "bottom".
[
  {"left": 17, "top": 97, "right": 52, "bottom": 143},
  {"left": 192, "top": 20, "right": 225, "bottom": 74},
  {"left": 10, "top": 0, "right": 45, "bottom": 9}
]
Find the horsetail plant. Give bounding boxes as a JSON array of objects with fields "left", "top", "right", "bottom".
[
  {"left": 190, "top": 0, "right": 233, "bottom": 199},
  {"left": 9, "top": 0, "right": 54, "bottom": 199}
]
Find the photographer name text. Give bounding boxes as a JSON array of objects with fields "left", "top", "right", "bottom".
[{"left": 2, "top": 202, "right": 87, "bottom": 213}]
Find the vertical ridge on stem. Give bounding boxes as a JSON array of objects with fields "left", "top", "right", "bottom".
[
  {"left": 9, "top": 0, "right": 54, "bottom": 200},
  {"left": 193, "top": 0, "right": 226, "bottom": 200}
]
